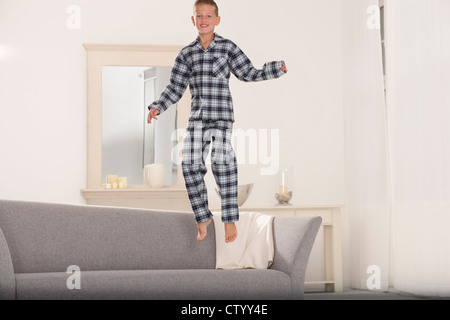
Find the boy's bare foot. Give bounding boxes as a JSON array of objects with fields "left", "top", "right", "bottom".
[
  {"left": 224, "top": 223, "right": 238, "bottom": 243},
  {"left": 197, "top": 218, "right": 212, "bottom": 242}
]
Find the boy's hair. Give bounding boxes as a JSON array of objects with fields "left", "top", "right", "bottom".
[{"left": 193, "top": 0, "right": 219, "bottom": 16}]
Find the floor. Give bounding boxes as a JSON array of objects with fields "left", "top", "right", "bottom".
[{"left": 304, "top": 289, "right": 433, "bottom": 300}]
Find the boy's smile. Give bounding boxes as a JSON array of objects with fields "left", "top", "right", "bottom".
[{"left": 192, "top": 4, "right": 220, "bottom": 36}]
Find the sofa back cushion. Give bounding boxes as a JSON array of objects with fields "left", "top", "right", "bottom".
[{"left": 0, "top": 200, "right": 216, "bottom": 273}]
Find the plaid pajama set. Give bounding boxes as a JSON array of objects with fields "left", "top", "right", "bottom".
[{"left": 148, "top": 33, "right": 286, "bottom": 224}]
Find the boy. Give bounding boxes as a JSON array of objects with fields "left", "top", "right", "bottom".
[{"left": 147, "top": 0, "right": 287, "bottom": 243}]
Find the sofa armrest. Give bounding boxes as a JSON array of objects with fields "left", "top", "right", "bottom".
[
  {"left": 271, "top": 216, "right": 322, "bottom": 300},
  {"left": 0, "top": 226, "right": 15, "bottom": 300}
]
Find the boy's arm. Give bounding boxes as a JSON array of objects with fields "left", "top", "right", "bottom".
[
  {"left": 228, "top": 44, "right": 286, "bottom": 82},
  {"left": 147, "top": 52, "right": 191, "bottom": 114}
]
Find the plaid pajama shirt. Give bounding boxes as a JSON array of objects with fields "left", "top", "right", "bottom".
[{"left": 148, "top": 33, "right": 286, "bottom": 223}]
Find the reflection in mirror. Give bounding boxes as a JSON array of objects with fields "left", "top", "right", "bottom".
[{"left": 102, "top": 66, "right": 178, "bottom": 186}]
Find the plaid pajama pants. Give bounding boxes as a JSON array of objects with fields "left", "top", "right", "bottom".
[{"left": 181, "top": 120, "right": 239, "bottom": 224}]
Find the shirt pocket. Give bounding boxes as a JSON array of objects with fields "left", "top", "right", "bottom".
[{"left": 212, "top": 56, "right": 229, "bottom": 79}]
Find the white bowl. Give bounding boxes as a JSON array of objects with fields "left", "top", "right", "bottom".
[{"left": 215, "top": 183, "right": 254, "bottom": 207}]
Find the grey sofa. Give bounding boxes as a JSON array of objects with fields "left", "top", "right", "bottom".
[{"left": 0, "top": 199, "right": 321, "bottom": 300}]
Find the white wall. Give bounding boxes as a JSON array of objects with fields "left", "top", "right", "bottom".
[
  {"left": 0, "top": 0, "right": 344, "bottom": 206},
  {"left": 0, "top": 0, "right": 346, "bottom": 285}
]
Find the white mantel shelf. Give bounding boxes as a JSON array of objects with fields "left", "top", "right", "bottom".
[
  {"left": 81, "top": 187, "right": 188, "bottom": 199},
  {"left": 81, "top": 187, "right": 191, "bottom": 211}
]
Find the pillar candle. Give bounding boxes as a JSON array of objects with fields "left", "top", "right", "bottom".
[
  {"left": 107, "top": 175, "right": 118, "bottom": 185},
  {"left": 118, "top": 177, "right": 128, "bottom": 189}
]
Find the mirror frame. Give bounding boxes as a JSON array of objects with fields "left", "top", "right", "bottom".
[{"left": 83, "top": 43, "right": 190, "bottom": 189}]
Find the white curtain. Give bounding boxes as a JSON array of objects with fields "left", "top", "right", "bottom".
[
  {"left": 385, "top": 0, "right": 450, "bottom": 297},
  {"left": 345, "top": 0, "right": 450, "bottom": 297},
  {"left": 343, "top": 0, "right": 391, "bottom": 291}
]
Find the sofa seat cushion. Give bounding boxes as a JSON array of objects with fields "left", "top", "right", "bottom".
[{"left": 15, "top": 269, "right": 292, "bottom": 300}]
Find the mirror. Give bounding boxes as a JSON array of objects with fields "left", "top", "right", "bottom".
[{"left": 102, "top": 66, "right": 178, "bottom": 186}]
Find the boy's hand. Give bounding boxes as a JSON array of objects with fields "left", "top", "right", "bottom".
[
  {"left": 147, "top": 108, "right": 160, "bottom": 124},
  {"left": 281, "top": 60, "right": 288, "bottom": 73}
]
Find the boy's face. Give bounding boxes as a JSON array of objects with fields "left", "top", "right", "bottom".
[{"left": 191, "top": 4, "right": 220, "bottom": 35}]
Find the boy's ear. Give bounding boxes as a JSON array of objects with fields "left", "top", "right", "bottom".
[
  {"left": 191, "top": 16, "right": 196, "bottom": 26},
  {"left": 216, "top": 16, "right": 221, "bottom": 26}
]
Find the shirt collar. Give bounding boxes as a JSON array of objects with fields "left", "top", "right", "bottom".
[{"left": 195, "top": 33, "right": 221, "bottom": 51}]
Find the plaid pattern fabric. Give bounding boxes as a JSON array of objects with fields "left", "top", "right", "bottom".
[
  {"left": 181, "top": 120, "right": 238, "bottom": 224},
  {"left": 148, "top": 33, "right": 286, "bottom": 122}
]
